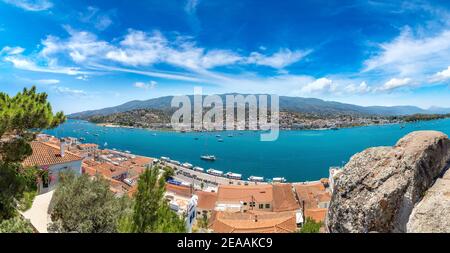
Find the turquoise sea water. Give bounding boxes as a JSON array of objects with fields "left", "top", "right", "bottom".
[{"left": 45, "top": 118, "right": 450, "bottom": 182}]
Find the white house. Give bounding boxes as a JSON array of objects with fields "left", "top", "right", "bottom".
[{"left": 22, "top": 141, "right": 84, "bottom": 194}]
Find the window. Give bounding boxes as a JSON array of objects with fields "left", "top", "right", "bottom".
[
  {"left": 243, "top": 202, "right": 247, "bottom": 206},
  {"left": 259, "top": 204, "right": 264, "bottom": 209},
  {"left": 265, "top": 204, "right": 270, "bottom": 209},
  {"left": 249, "top": 202, "right": 255, "bottom": 207}
]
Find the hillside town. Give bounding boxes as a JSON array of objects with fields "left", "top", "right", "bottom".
[
  {"left": 20, "top": 133, "right": 336, "bottom": 233},
  {"left": 86, "top": 108, "right": 403, "bottom": 131}
]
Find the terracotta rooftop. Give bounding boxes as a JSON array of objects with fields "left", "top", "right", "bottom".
[
  {"left": 86, "top": 162, "right": 128, "bottom": 178},
  {"left": 294, "top": 182, "right": 327, "bottom": 209},
  {"left": 78, "top": 143, "right": 98, "bottom": 148},
  {"left": 217, "top": 185, "right": 273, "bottom": 203},
  {"left": 195, "top": 190, "right": 218, "bottom": 210},
  {"left": 209, "top": 211, "right": 297, "bottom": 233},
  {"left": 22, "top": 141, "right": 83, "bottom": 167},
  {"left": 165, "top": 183, "right": 193, "bottom": 198},
  {"left": 272, "top": 184, "right": 300, "bottom": 212},
  {"left": 304, "top": 208, "right": 327, "bottom": 223}
]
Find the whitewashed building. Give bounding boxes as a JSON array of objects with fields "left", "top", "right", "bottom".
[{"left": 22, "top": 141, "right": 83, "bottom": 194}]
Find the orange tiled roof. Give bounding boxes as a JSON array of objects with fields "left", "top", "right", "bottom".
[
  {"left": 272, "top": 184, "right": 300, "bottom": 212},
  {"left": 165, "top": 183, "right": 193, "bottom": 198},
  {"left": 195, "top": 190, "right": 218, "bottom": 210},
  {"left": 22, "top": 141, "right": 83, "bottom": 167},
  {"left": 88, "top": 162, "right": 128, "bottom": 178},
  {"left": 304, "top": 208, "right": 327, "bottom": 223},
  {"left": 209, "top": 211, "right": 297, "bottom": 233},
  {"left": 217, "top": 185, "right": 273, "bottom": 203},
  {"left": 294, "top": 182, "right": 327, "bottom": 209}
]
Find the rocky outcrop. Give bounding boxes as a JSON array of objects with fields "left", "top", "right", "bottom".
[
  {"left": 407, "top": 169, "right": 450, "bottom": 232},
  {"left": 327, "top": 131, "right": 450, "bottom": 233}
]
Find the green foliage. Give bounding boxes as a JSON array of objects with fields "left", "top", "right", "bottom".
[
  {"left": 18, "top": 191, "right": 37, "bottom": 212},
  {"left": 198, "top": 212, "right": 209, "bottom": 229},
  {"left": 402, "top": 113, "right": 450, "bottom": 122},
  {"left": 130, "top": 168, "right": 185, "bottom": 233},
  {"left": 0, "top": 86, "right": 65, "bottom": 222},
  {"left": 0, "top": 216, "right": 34, "bottom": 233},
  {"left": 0, "top": 162, "right": 25, "bottom": 220},
  {"left": 162, "top": 166, "right": 175, "bottom": 181},
  {"left": 300, "top": 217, "right": 323, "bottom": 233},
  {"left": 48, "top": 172, "right": 128, "bottom": 233}
]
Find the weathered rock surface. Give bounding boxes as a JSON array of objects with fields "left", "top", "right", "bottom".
[
  {"left": 407, "top": 169, "right": 450, "bottom": 232},
  {"left": 327, "top": 131, "right": 450, "bottom": 233}
]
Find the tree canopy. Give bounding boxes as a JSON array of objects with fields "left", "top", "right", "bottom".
[
  {"left": 48, "top": 172, "right": 131, "bottom": 233},
  {"left": 127, "top": 168, "right": 185, "bottom": 233},
  {"left": 0, "top": 86, "right": 65, "bottom": 221}
]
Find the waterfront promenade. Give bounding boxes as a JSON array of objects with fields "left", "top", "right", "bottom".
[{"left": 163, "top": 161, "right": 267, "bottom": 191}]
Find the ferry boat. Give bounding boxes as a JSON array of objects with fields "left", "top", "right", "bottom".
[
  {"left": 226, "top": 172, "right": 242, "bottom": 180},
  {"left": 207, "top": 169, "right": 224, "bottom": 176},
  {"left": 170, "top": 160, "right": 181, "bottom": 166},
  {"left": 182, "top": 163, "right": 193, "bottom": 169},
  {"left": 200, "top": 155, "right": 216, "bottom": 161},
  {"left": 272, "top": 177, "right": 287, "bottom": 183},
  {"left": 193, "top": 166, "right": 205, "bottom": 172},
  {"left": 248, "top": 176, "right": 264, "bottom": 182},
  {"left": 160, "top": 156, "right": 170, "bottom": 162}
]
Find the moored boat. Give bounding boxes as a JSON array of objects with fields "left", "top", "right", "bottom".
[
  {"left": 200, "top": 155, "right": 216, "bottom": 161},
  {"left": 248, "top": 176, "right": 264, "bottom": 182}
]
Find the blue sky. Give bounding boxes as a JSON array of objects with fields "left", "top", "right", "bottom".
[{"left": 1, "top": 0, "right": 450, "bottom": 113}]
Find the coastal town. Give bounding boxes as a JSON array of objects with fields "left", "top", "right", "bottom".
[
  {"left": 86, "top": 108, "right": 405, "bottom": 131},
  {"left": 20, "top": 133, "right": 337, "bottom": 233}
]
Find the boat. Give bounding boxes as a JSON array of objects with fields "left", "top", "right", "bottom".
[
  {"left": 207, "top": 169, "right": 224, "bottom": 176},
  {"left": 160, "top": 156, "right": 170, "bottom": 162},
  {"left": 248, "top": 176, "right": 264, "bottom": 182},
  {"left": 228, "top": 134, "right": 233, "bottom": 137},
  {"left": 226, "top": 172, "right": 242, "bottom": 180},
  {"left": 182, "top": 163, "right": 193, "bottom": 169},
  {"left": 193, "top": 166, "right": 205, "bottom": 172},
  {"left": 218, "top": 139, "right": 224, "bottom": 142},
  {"left": 200, "top": 155, "right": 216, "bottom": 161},
  {"left": 272, "top": 177, "right": 287, "bottom": 183},
  {"left": 79, "top": 137, "right": 85, "bottom": 141},
  {"left": 93, "top": 133, "right": 99, "bottom": 136},
  {"left": 152, "top": 133, "right": 157, "bottom": 136},
  {"left": 194, "top": 137, "right": 199, "bottom": 140},
  {"left": 216, "top": 135, "right": 221, "bottom": 138}
]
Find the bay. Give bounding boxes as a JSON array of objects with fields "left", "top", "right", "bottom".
[{"left": 45, "top": 118, "right": 450, "bottom": 182}]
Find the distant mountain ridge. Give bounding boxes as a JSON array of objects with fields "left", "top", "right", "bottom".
[{"left": 69, "top": 94, "right": 450, "bottom": 119}]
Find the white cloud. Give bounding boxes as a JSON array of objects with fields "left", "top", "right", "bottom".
[
  {"left": 79, "top": 6, "right": 114, "bottom": 31},
  {"left": 54, "top": 86, "right": 86, "bottom": 96},
  {"left": 364, "top": 27, "right": 450, "bottom": 77},
  {"left": 134, "top": 81, "right": 157, "bottom": 90},
  {"left": 36, "top": 79, "right": 59, "bottom": 85},
  {"left": 431, "top": 66, "right": 450, "bottom": 82},
  {"left": 41, "top": 26, "right": 112, "bottom": 63},
  {"left": 300, "top": 78, "right": 336, "bottom": 94},
  {"left": 4, "top": 55, "right": 87, "bottom": 75},
  {"left": 185, "top": 0, "right": 200, "bottom": 15},
  {"left": 0, "top": 46, "right": 25, "bottom": 55},
  {"left": 379, "top": 77, "right": 413, "bottom": 91},
  {"left": 2, "top": 0, "right": 53, "bottom": 11},
  {"left": 344, "top": 81, "right": 372, "bottom": 94},
  {"left": 246, "top": 49, "right": 310, "bottom": 69},
  {"left": 76, "top": 75, "right": 89, "bottom": 81}
]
